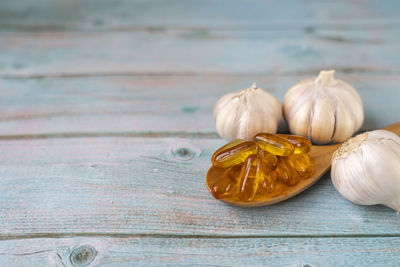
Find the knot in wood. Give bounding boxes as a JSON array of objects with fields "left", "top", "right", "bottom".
[
  {"left": 70, "top": 245, "right": 97, "bottom": 267},
  {"left": 171, "top": 147, "right": 196, "bottom": 161}
]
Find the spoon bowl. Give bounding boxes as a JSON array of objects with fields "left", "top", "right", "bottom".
[{"left": 206, "top": 122, "right": 400, "bottom": 207}]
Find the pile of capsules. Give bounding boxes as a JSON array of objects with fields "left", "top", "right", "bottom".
[{"left": 208, "top": 133, "right": 314, "bottom": 202}]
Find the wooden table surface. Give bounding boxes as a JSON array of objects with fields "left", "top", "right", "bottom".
[{"left": 1, "top": 0, "right": 400, "bottom": 266}]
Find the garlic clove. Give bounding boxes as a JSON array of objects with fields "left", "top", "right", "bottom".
[
  {"left": 310, "top": 96, "right": 336, "bottom": 144},
  {"left": 288, "top": 99, "right": 313, "bottom": 137},
  {"left": 333, "top": 100, "right": 356, "bottom": 142},
  {"left": 283, "top": 70, "right": 364, "bottom": 144},
  {"left": 213, "top": 91, "right": 236, "bottom": 120},
  {"left": 214, "top": 83, "right": 282, "bottom": 141},
  {"left": 216, "top": 98, "right": 241, "bottom": 140},
  {"left": 331, "top": 130, "right": 400, "bottom": 212}
]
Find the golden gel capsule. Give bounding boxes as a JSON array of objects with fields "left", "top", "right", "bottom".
[
  {"left": 254, "top": 133, "right": 294, "bottom": 156},
  {"left": 237, "top": 155, "right": 261, "bottom": 201},
  {"left": 278, "top": 134, "right": 312, "bottom": 154},
  {"left": 210, "top": 165, "right": 241, "bottom": 199},
  {"left": 212, "top": 140, "right": 257, "bottom": 168},
  {"left": 211, "top": 139, "right": 244, "bottom": 163},
  {"left": 258, "top": 149, "right": 278, "bottom": 170},
  {"left": 290, "top": 154, "right": 314, "bottom": 178},
  {"left": 258, "top": 164, "right": 277, "bottom": 194},
  {"left": 275, "top": 157, "right": 300, "bottom": 186}
]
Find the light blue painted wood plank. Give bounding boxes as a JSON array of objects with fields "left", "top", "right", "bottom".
[
  {"left": 0, "top": 0, "right": 399, "bottom": 31},
  {"left": 0, "top": 75, "right": 398, "bottom": 136},
  {"left": 1, "top": 236, "right": 400, "bottom": 266},
  {"left": 1, "top": 137, "right": 399, "bottom": 237},
  {"left": 0, "top": 28, "right": 399, "bottom": 77},
  {"left": 0, "top": 0, "right": 397, "bottom": 263}
]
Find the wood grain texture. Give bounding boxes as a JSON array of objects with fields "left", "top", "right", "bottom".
[
  {"left": 1, "top": 0, "right": 400, "bottom": 265},
  {"left": 1, "top": 137, "right": 400, "bottom": 238},
  {"left": 1, "top": 0, "right": 399, "bottom": 31},
  {"left": 0, "top": 28, "right": 399, "bottom": 77},
  {"left": 0, "top": 75, "right": 399, "bottom": 136},
  {"left": 1, "top": 236, "right": 400, "bottom": 266}
]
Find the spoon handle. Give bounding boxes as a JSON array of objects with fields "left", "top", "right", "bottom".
[{"left": 382, "top": 122, "right": 400, "bottom": 135}]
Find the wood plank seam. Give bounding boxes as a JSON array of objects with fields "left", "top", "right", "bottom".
[
  {"left": 1, "top": 68, "right": 400, "bottom": 79},
  {"left": 0, "top": 132, "right": 220, "bottom": 140},
  {"left": 3, "top": 233, "right": 400, "bottom": 241},
  {"left": 1, "top": 24, "right": 400, "bottom": 33}
]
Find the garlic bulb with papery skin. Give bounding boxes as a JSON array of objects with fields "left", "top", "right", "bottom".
[
  {"left": 214, "top": 83, "right": 282, "bottom": 141},
  {"left": 283, "top": 70, "right": 364, "bottom": 144},
  {"left": 331, "top": 130, "right": 400, "bottom": 211}
]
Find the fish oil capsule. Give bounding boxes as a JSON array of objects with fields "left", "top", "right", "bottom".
[
  {"left": 258, "top": 149, "right": 278, "bottom": 170},
  {"left": 237, "top": 155, "right": 262, "bottom": 201},
  {"left": 275, "top": 157, "right": 300, "bottom": 186},
  {"left": 212, "top": 140, "right": 257, "bottom": 168},
  {"left": 211, "top": 139, "right": 244, "bottom": 162},
  {"left": 278, "top": 134, "right": 312, "bottom": 154},
  {"left": 210, "top": 165, "right": 242, "bottom": 199},
  {"left": 257, "top": 164, "right": 277, "bottom": 194},
  {"left": 290, "top": 154, "right": 314, "bottom": 178},
  {"left": 254, "top": 133, "right": 294, "bottom": 156}
]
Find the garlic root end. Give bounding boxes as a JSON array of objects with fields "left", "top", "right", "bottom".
[
  {"left": 334, "top": 132, "right": 368, "bottom": 159},
  {"left": 386, "top": 197, "right": 400, "bottom": 213}
]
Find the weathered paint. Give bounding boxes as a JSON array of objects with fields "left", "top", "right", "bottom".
[
  {"left": 1, "top": 0, "right": 400, "bottom": 265},
  {"left": 1, "top": 0, "right": 399, "bottom": 31},
  {"left": 0, "top": 29, "right": 399, "bottom": 77},
  {"left": 0, "top": 137, "right": 399, "bottom": 237},
  {"left": 0, "top": 75, "right": 398, "bottom": 136},
  {"left": 1, "top": 237, "right": 400, "bottom": 266}
]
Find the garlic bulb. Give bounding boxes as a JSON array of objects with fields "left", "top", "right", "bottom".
[
  {"left": 283, "top": 70, "right": 364, "bottom": 144},
  {"left": 331, "top": 130, "right": 400, "bottom": 211},
  {"left": 214, "top": 83, "right": 282, "bottom": 141}
]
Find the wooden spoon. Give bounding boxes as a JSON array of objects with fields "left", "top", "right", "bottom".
[{"left": 206, "top": 122, "right": 400, "bottom": 207}]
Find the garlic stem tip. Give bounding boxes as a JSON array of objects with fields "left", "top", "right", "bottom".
[
  {"left": 316, "top": 69, "right": 337, "bottom": 87},
  {"left": 251, "top": 82, "right": 257, "bottom": 89}
]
